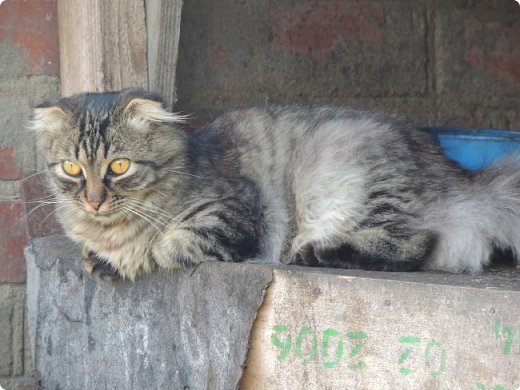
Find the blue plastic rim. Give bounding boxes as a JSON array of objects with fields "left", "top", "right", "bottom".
[{"left": 424, "top": 128, "right": 520, "bottom": 171}]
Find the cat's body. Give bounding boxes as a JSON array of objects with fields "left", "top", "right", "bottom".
[{"left": 32, "top": 90, "right": 520, "bottom": 280}]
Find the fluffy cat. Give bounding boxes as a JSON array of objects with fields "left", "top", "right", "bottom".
[{"left": 31, "top": 89, "right": 520, "bottom": 280}]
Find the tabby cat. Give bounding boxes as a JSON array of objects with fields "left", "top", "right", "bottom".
[{"left": 31, "top": 89, "right": 520, "bottom": 280}]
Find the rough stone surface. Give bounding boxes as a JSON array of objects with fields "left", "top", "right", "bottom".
[
  {"left": 435, "top": 0, "right": 520, "bottom": 98},
  {"left": 27, "top": 235, "right": 273, "bottom": 390},
  {"left": 0, "top": 201, "right": 28, "bottom": 283},
  {"left": 28, "top": 236, "right": 520, "bottom": 389},
  {"left": 176, "top": 0, "right": 520, "bottom": 130},
  {"left": 176, "top": 0, "right": 428, "bottom": 119},
  {"left": 0, "top": 76, "right": 60, "bottom": 175},
  {"left": 0, "top": 181, "right": 21, "bottom": 200},
  {"left": 0, "top": 377, "right": 37, "bottom": 390},
  {"left": 0, "top": 285, "right": 25, "bottom": 377},
  {"left": 0, "top": 288, "right": 14, "bottom": 377},
  {"left": 241, "top": 269, "right": 520, "bottom": 388},
  {"left": 0, "top": 2, "right": 61, "bottom": 387},
  {"left": 0, "top": 0, "right": 59, "bottom": 76}
]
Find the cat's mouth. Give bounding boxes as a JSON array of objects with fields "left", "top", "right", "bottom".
[{"left": 80, "top": 195, "right": 126, "bottom": 220}]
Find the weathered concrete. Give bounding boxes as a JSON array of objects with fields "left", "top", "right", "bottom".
[
  {"left": 0, "top": 75, "right": 60, "bottom": 174},
  {"left": 175, "top": 0, "right": 520, "bottom": 130},
  {"left": 435, "top": 0, "right": 520, "bottom": 98},
  {"left": 0, "top": 376, "right": 37, "bottom": 390},
  {"left": 241, "top": 269, "right": 520, "bottom": 389},
  {"left": 27, "top": 235, "right": 520, "bottom": 389},
  {"left": 0, "top": 284, "right": 25, "bottom": 377},
  {"left": 26, "top": 236, "right": 273, "bottom": 389},
  {"left": 176, "top": 0, "right": 429, "bottom": 121}
]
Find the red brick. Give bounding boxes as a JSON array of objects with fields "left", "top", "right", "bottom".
[
  {"left": 0, "top": 0, "right": 59, "bottom": 75},
  {"left": 270, "top": 0, "right": 384, "bottom": 61},
  {"left": 0, "top": 148, "right": 20, "bottom": 180},
  {"left": 21, "top": 172, "right": 62, "bottom": 238},
  {"left": 0, "top": 201, "right": 28, "bottom": 283}
]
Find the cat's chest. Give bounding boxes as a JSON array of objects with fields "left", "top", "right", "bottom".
[{"left": 70, "top": 218, "right": 153, "bottom": 255}]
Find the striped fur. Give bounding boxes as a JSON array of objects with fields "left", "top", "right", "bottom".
[{"left": 32, "top": 90, "right": 520, "bottom": 280}]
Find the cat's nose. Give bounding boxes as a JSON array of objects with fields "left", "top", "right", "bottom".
[
  {"left": 85, "top": 187, "right": 106, "bottom": 211},
  {"left": 87, "top": 199, "right": 104, "bottom": 211}
]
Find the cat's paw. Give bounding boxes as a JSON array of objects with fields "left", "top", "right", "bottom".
[
  {"left": 82, "top": 252, "right": 120, "bottom": 282},
  {"left": 285, "top": 243, "right": 320, "bottom": 266}
]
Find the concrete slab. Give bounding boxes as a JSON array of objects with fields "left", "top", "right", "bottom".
[
  {"left": 27, "top": 236, "right": 520, "bottom": 389},
  {"left": 26, "top": 235, "right": 272, "bottom": 390},
  {"left": 241, "top": 268, "right": 520, "bottom": 389}
]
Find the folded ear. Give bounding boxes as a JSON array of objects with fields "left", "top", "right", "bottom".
[
  {"left": 28, "top": 106, "right": 69, "bottom": 134},
  {"left": 123, "top": 97, "right": 186, "bottom": 128}
]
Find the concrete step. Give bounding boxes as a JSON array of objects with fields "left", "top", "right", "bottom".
[{"left": 26, "top": 236, "right": 520, "bottom": 389}]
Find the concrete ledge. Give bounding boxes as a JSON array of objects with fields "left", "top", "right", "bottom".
[{"left": 26, "top": 236, "right": 520, "bottom": 389}]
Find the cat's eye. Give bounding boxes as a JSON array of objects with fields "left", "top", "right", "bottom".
[
  {"left": 109, "top": 158, "right": 130, "bottom": 175},
  {"left": 62, "top": 161, "right": 82, "bottom": 177}
]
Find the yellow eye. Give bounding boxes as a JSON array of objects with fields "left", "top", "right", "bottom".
[
  {"left": 109, "top": 158, "right": 130, "bottom": 175},
  {"left": 62, "top": 161, "right": 82, "bottom": 176}
]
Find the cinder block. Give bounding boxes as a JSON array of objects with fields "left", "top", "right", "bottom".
[
  {"left": 176, "top": 0, "right": 428, "bottom": 113},
  {"left": 436, "top": 96, "right": 520, "bottom": 130},
  {"left": 182, "top": 96, "right": 440, "bottom": 130},
  {"left": 435, "top": 0, "right": 520, "bottom": 98}
]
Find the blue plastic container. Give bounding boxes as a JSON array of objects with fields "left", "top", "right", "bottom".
[{"left": 425, "top": 128, "right": 520, "bottom": 171}]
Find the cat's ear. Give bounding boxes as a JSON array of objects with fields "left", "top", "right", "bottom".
[
  {"left": 29, "top": 105, "right": 69, "bottom": 134},
  {"left": 123, "top": 97, "right": 186, "bottom": 128}
]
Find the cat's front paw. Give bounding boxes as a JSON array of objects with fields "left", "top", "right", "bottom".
[{"left": 82, "top": 252, "right": 120, "bottom": 282}]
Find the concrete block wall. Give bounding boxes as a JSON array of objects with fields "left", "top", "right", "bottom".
[
  {"left": 0, "top": 1, "right": 60, "bottom": 388},
  {"left": 176, "top": 0, "right": 520, "bottom": 128}
]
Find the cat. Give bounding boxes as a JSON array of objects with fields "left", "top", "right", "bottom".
[{"left": 30, "top": 89, "right": 520, "bottom": 281}]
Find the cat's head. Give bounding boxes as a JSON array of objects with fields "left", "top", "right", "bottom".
[{"left": 30, "top": 89, "right": 187, "bottom": 223}]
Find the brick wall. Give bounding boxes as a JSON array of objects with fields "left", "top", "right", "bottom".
[
  {"left": 0, "top": 0, "right": 60, "bottom": 388},
  {"left": 176, "top": 0, "right": 520, "bottom": 128}
]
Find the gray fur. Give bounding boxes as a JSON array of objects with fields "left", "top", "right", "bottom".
[{"left": 31, "top": 90, "right": 520, "bottom": 280}]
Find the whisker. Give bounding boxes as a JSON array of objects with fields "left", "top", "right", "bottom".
[
  {"left": 37, "top": 203, "right": 74, "bottom": 227},
  {"left": 124, "top": 198, "right": 179, "bottom": 223},
  {"left": 24, "top": 199, "right": 75, "bottom": 220},
  {"left": 123, "top": 204, "right": 164, "bottom": 234},
  {"left": 163, "top": 169, "right": 204, "bottom": 179},
  {"left": 148, "top": 187, "right": 169, "bottom": 198},
  {"left": 18, "top": 171, "right": 46, "bottom": 183}
]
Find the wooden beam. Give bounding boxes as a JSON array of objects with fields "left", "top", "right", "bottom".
[
  {"left": 57, "top": 0, "right": 148, "bottom": 96},
  {"left": 145, "top": 0, "right": 183, "bottom": 109}
]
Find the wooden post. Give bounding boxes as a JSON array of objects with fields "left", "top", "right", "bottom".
[
  {"left": 145, "top": 0, "right": 183, "bottom": 109},
  {"left": 57, "top": 0, "right": 148, "bottom": 95},
  {"left": 57, "top": 0, "right": 183, "bottom": 108}
]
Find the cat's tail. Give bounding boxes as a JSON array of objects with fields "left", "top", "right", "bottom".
[{"left": 423, "top": 156, "right": 520, "bottom": 273}]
